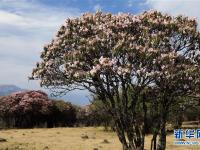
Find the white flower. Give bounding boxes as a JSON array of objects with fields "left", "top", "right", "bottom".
[
  {"left": 161, "top": 65, "right": 165, "bottom": 70},
  {"left": 169, "top": 52, "right": 177, "bottom": 58},
  {"left": 95, "top": 64, "right": 101, "bottom": 71},
  {"left": 146, "top": 71, "right": 155, "bottom": 77},
  {"left": 153, "top": 59, "right": 156, "bottom": 64},
  {"left": 161, "top": 54, "right": 168, "bottom": 58},
  {"left": 74, "top": 61, "right": 79, "bottom": 66},
  {"left": 74, "top": 72, "right": 80, "bottom": 78},
  {"left": 166, "top": 75, "right": 171, "bottom": 79},
  {"left": 184, "top": 84, "right": 189, "bottom": 89},
  {"left": 141, "top": 67, "right": 147, "bottom": 73},
  {"left": 107, "top": 61, "right": 113, "bottom": 67},
  {"left": 188, "top": 76, "right": 193, "bottom": 80},
  {"left": 111, "top": 59, "right": 117, "bottom": 65},
  {"left": 136, "top": 70, "right": 141, "bottom": 75},
  {"left": 90, "top": 65, "right": 101, "bottom": 76},
  {"left": 45, "top": 60, "right": 53, "bottom": 67},
  {"left": 148, "top": 48, "right": 154, "bottom": 52},
  {"left": 99, "top": 56, "right": 112, "bottom": 67},
  {"left": 71, "top": 63, "right": 76, "bottom": 67},
  {"left": 99, "top": 56, "right": 105, "bottom": 64},
  {"left": 124, "top": 68, "right": 130, "bottom": 73},
  {"left": 117, "top": 66, "right": 122, "bottom": 73},
  {"left": 163, "top": 20, "right": 169, "bottom": 25},
  {"left": 90, "top": 68, "right": 97, "bottom": 76}
]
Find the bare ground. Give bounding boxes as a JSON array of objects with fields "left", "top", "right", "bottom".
[{"left": 0, "top": 127, "right": 199, "bottom": 150}]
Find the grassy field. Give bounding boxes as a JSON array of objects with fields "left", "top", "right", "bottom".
[{"left": 0, "top": 127, "right": 200, "bottom": 150}]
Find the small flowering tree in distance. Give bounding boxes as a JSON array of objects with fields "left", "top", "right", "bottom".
[
  {"left": 0, "top": 91, "right": 52, "bottom": 127},
  {"left": 31, "top": 11, "right": 200, "bottom": 150}
]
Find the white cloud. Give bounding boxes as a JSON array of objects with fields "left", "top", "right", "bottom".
[
  {"left": 0, "top": 0, "right": 92, "bottom": 104},
  {"left": 93, "top": 4, "right": 102, "bottom": 11},
  {"left": 0, "top": 10, "right": 67, "bottom": 29},
  {"left": 128, "top": 0, "right": 134, "bottom": 7},
  {"left": 0, "top": 10, "right": 25, "bottom": 25},
  {"left": 0, "top": 0, "right": 81, "bottom": 89},
  {"left": 0, "top": 0, "right": 80, "bottom": 29},
  {"left": 146, "top": 0, "right": 200, "bottom": 22},
  {"left": 0, "top": 58, "right": 39, "bottom": 89}
]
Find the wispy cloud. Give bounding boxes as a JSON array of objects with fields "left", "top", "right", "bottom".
[
  {"left": 127, "top": 0, "right": 134, "bottom": 7},
  {"left": 0, "top": 0, "right": 92, "bottom": 104},
  {"left": 93, "top": 4, "right": 102, "bottom": 11},
  {"left": 146, "top": 0, "right": 200, "bottom": 23},
  {"left": 0, "top": 0, "right": 81, "bottom": 89}
]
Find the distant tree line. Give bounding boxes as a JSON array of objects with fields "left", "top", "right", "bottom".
[
  {"left": 0, "top": 91, "right": 76, "bottom": 128},
  {"left": 0, "top": 90, "right": 112, "bottom": 129},
  {"left": 0, "top": 90, "right": 199, "bottom": 130}
]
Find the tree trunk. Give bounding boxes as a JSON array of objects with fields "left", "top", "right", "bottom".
[
  {"left": 151, "top": 133, "right": 158, "bottom": 150},
  {"left": 115, "top": 118, "right": 144, "bottom": 150},
  {"left": 157, "top": 115, "right": 167, "bottom": 150},
  {"left": 150, "top": 119, "right": 160, "bottom": 150},
  {"left": 115, "top": 120, "right": 129, "bottom": 150}
]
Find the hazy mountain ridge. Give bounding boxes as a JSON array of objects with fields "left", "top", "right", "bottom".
[{"left": 0, "top": 85, "right": 24, "bottom": 96}]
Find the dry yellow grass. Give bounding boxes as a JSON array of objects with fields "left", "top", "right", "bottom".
[{"left": 0, "top": 127, "right": 199, "bottom": 150}]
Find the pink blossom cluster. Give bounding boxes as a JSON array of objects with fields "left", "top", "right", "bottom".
[
  {"left": 0, "top": 91, "right": 52, "bottom": 116},
  {"left": 31, "top": 11, "right": 200, "bottom": 93}
]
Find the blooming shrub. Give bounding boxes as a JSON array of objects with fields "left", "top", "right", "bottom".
[{"left": 0, "top": 91, "right": 52, "bottom": 128}]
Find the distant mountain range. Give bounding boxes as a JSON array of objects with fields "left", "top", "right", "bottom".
[{"left": 0, "top": 85, "right": 24, "bottom": 96}]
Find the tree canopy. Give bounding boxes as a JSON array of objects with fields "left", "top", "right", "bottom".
[{"left": 31, "top": 10, "right": 200, "bottom": 150}]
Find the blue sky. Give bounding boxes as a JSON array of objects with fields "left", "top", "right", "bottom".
[
  {"left": 0, "top": 0, "right": 200, "bottom": 105},
  {"left": 38, "top": 0, "right": 147, "bottom": 13}
]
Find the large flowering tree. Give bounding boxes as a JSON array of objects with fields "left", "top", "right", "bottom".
[{"left": 31, "top": 11, "right": 200, "bottom": 150}]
